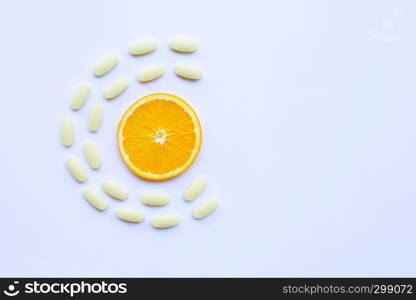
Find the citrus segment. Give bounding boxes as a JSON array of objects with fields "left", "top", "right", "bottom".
[{"left": 117, "top": 93, "right": 202, "bottom": 181}]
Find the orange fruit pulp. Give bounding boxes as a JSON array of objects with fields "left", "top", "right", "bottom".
[{"left": 117, "top": 93, "right": 202, "bottom": 181}]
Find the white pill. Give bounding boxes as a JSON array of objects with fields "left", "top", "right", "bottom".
[
  {"left": 60, "top": 117, "right": 74, "bottom": 147},
  {"left": 87, "top": 103, "right": 103, "bottom": 132},
  {"left": 83, "top": 188, "right": 107, "bottom": 211},
  {"left": 141, "top": 192, "right": 170, "bottom": 206},
  {"left": 116, "top": 207, "right": 145, "bottom": 223},
  {"left": 151, "top": 214, "right": 180, "bottom": 229},
  {"left": 102, "top": 181, "right": 128, "bottom": 200},
  {"left": 128, "top": 39, "right": 157, "bottom": 55},
  {"left": 93, "top": 55, "right": 118, "bottom": 77},
  {"left": 71, "top": 83, "right": 90, "bottom": 110},
  {"left": 83, "top": 141, "right": 101, "bottom": 170},
  {"left": 137, "top": 64, "right": 165, "bottom": 82},
  {"left": 175, "top": 64, "right": 202, "bottom": 80},
  {"left": 184, "top": 177, "right": 206, "bottom": 202},
  {"left": 193, "top": 197, "right": 218, "bottom": 219},
  {"left": 66, "top": 156, "right": 87, "bottom": 183},
  {"left": 104, "top": 78, "right": 129, "bottom": 100},
  {"left": 169, "top": 37, "right": 198, "bottom": 53}
]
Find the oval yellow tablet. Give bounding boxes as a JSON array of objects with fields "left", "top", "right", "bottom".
[
  {"left": 116, "top": 207, "right": 145, "bottom": 223},
  {"left": 140, "top": 192, "right": 170, "bottom": 206},
  {"left": 93, "top": 55, "right": 118, "bottom": 77},
  {"left": 104, "top": 78, "right": 129, "bottom": 100},
  {"left": 87, "top": 104, "right": 103, "bottom": 132},
  {"left": 83, "top": 188, "right": 107, "bottom": 211},
  {"left": 102, "top": 180, "right": 128, "bottom": 200},
  {"left": 137, "top": 64, "right": 165, "bottom": 82},
  {"left": 66, "top": 156, "right": 87, "bottom": 183},
  {"left": 84, "top": 141, "right": 101, "bottom": 170},
  {"left": 60, "top": 117, "right": 74, "bottom": 147},
  {"left": 175, "top": 64, "right": 202, "bottom": 80},
  {"left": 184, "top": 177, "right": 206, "bottom": 202},
  {"left": 193, "top": 197, "right": 218, "bottom": 219},
  {"left": 151, "top": 214, "right": 180, "bottom": 229},
  {"left": 129, "top": 39, "right": 157, "bottom": 56},
  {"left": 71, "top": 83, "right": 90, "bottom": 110},
  {"left": 169, "top": 37, "right": 198, "bottom": 53}
]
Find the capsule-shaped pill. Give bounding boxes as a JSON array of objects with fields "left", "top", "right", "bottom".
[
  {"left": 87, "top": 103, "right": 103, "bottom": 132},
  {"left": 169, "top": 37, "right": 198, "bottom": 53},
  {"left": 66, "top": 156, "right": 87, "bottom": 183},
  {"left": 137, "top": 64, "right": 165, "bottom": 82},
  {"left": 102, "top": 181, "right": 128, "bottom": 200},
  {"left": 83, "top": 188, "right": 107, "bottom": 211},
  {"left": 116, "top": 207, "right": 145, "bottom": 223},
  {"left": 184, "top": 177, "right": 206, "bottom": 202},
  {"left": 71, "top": 83, "right": 90, "bottom": 110},
  {"left": 193, "top": 197, "right": 218, "bottom": 219},
  {"left": 128, "top": 39, "right": 157, "bottom": 56},
  {"left": 84, "top": 141, "right": 101, "bottom": 170},
  {"left": 151, "top": 214, "right": 180, "bottom": 229},
  {"left": 93, "top": 55, "right": 118, "bottom": 77},
  {"left": 60, "top": 117, "right": 74, "bottom": 147},
  {"left": 140, "top": 192, "right": 170, "bottom": 206},
  {"left": 175, "top": 64, "right": 202, "bottom": 80},
  {"left": 104, "top": 78, "right": 129, "bottom": 100}
]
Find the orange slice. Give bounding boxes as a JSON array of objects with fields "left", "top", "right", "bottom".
[{"left": 117, "top": 93, "right": 202, "bottom": 181}]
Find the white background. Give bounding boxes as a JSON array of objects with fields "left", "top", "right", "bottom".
[{"left": 0, "top": 0, "right": 415, "bottom": 277}]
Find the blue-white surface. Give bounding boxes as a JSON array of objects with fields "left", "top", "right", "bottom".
[{"left": 0, "top": 0, "right": 415, "bottom": 277}]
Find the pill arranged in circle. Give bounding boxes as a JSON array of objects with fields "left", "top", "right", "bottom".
[
  {"left": 63, "top": 36, "right": 219, "bottom": 229},
  {"left": 169, "top": 37, "right": 198, "bottom": 53},
  {"left": 104, "top": 78, "right": 129, "bottom": 100},
  {"left": 193, "top": 197, "right": 218, "bottom": 219},
  {"left": 140, "top": 192, "right": 170, "bottom": 206},
  {"left": 184, "top": 177, "right": 206, "bottom": 202},
  {"left": 129, "top": 39, "right": 157, "bottom": 56},
  {"left": 175, "top": 64, "right": 202, "bottom": 80},
  {"left": 93, "top": 55, "right": 118, "bottom": 77},
  {"left": 102, "top": 180, "right": 128, "bottom": 200},
  {"left": 87, "top": 103, "right": 103, "bottom": 132},
  {"left": 71, "top": 83, "right": 90, "bottom": 110},
  {"left": 151, "top": 214, "right": 180, "bottom": 229},
  {"left": 137, "top": 64, "right": 165, "bottom": 82},
  {"left": 60, "top": 117, "right": 74, "bottom": 147},
  {"left": 116, "top": 207, "right": 145, "bottom": 223},
  {"left": 84, "top": 141, "right": 101, "bottom": 170},
  {"left": 83, "top": 188, "right": 107, "bottom": 211},
  {"left": 66, "top": 156, "right": 87, "bottom": 183}
]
